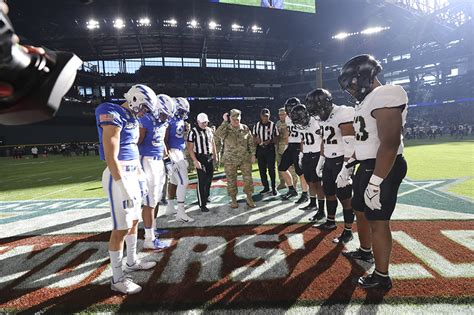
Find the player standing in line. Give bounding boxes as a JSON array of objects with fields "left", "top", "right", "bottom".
[
  {"left": 96, "top": 84, "right": 158, "bottom": 295},
  {"left": 289, "top": 104, "right": 326, "bottom": 217},
  {"left": 165, "top": 97, "right": 194, "bottom": 222},
  {"left": 138, "top": 94, "right": 176, "bottom": 250},
  {"left": 338, "top": 54, "right": 408, "bottom": 289},
  {"left": 305, "top": 88, "right": 356, "bottom": 244},
  {"left": 278, "top": 97, "right": 309, "bottom": 203}
]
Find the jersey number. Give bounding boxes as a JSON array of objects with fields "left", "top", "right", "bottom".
[
  {"left": 288, "top": 126, "right": 299, "bottom": 138},
  {"left": 323, "top": 126, "right": 337, "bottom": 144},
  {"left": 354, "top": 116, "right": 369, "bottom": 141},
  {"left": 175, "top": 126, "right": 184, "bottom": 139},
  {"left": 304, "top": 132, "right": 315, "bottom": 145}
]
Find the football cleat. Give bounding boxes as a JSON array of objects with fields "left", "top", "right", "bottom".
[
  {"left": 294, "top": 193, "right": 309, "bottom": 204},
  {"left": 125, "top": 259, "right": 157, "bottom": 272},
  {"left": 357, "top": 272, "right": 392, "bottom": 290},
  {"left": 300, "top": 203, "right": 317, "bottom": 211},
  {"left": 176, "top": 212, "right": 195, "bottom": 223},
  {"left": 333, "top": 229, "right": 354, "bottom": 244},
  {"left": 309, "top": 211, "right": 326, "bottom": 222},
  {"left": 342, "top": 248, "right": 375, "bottom": 264},
  {"left": 259, "top": 187, "right": 271, "bottom": 195},
  {"left": 111, "top": 276, "right": 142, "bottom": 295},
  {"left": 315, "top": 220, "right": 337, "bottom": 230},
  {"left": 143, "top": 238, "right": 171, "bottom": 250},
  {"left": 281, "top": 189, "right": 298, "bottom": 200}
]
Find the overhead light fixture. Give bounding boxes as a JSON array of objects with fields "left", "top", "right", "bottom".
[
  {"left": 231, "top": 23, "right": 244, "bottom": 32},
  {"left": 331, "top": 31, "right": 360, "bottom": 40},
  {"left": 113, "top": 18, "right": 125, "bottom": 29},
  {"left": 209, "top": 21, "right": 221, "bottom": 30},
  {"left": 251, "top": 24, "right": 262, "bottom": 33},
  {"left": 137, "top": 17, "right": 151, "bottom": 27},
  {"left": 164, "top": 18, "right": 177, "bottom": 27},
  {"left": 86, "top": 19, "right": 99, "bottom": 30},
  {"left": 187, "top": 19, "right": 199, "bottom": 29},
  {"left": 361, "top": 26, "right": 390, "bottom": 35}
]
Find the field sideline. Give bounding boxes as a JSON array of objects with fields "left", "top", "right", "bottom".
[{"left": 0, "top": 137, "right": 472, "bottom": 201}]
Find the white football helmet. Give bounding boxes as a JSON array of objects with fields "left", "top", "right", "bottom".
[
  {"left": 123, "top": 84, "right": 158, "bottom": 117},
  {"left": 174, "top": 97, "right": 190, "bottom": 120},
  {"left": 156, "top": 94, "right": 176, "bottom": 122}
]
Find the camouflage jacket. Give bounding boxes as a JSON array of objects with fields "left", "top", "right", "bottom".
[{"left": 215, "top": 121, "right": 256, "bottom": 164}]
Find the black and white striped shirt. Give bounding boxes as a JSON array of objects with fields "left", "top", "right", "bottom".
[
  {"left": 252, "top": 120, "right": 279, "bottom": 145},
  {"left": 187, "top": 126, "right": 214, "bottom": 155}
]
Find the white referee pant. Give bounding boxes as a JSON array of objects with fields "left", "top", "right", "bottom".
[
  {"left": 140, "top": 155, "right": 166, "bottom": 208},
  {"left": 102, "top": 160, "right": 141, "bottom": 231},
  {"left": 168, "top": 149, "right": 189, "bottom": 202}
]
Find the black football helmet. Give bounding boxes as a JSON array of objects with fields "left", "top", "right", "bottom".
[
  {"left": 284, "top": 97, "right": 301, "bottom": 115},
  {"left": 289, "top": 104, "right": 310, "bottom": 128},
  {"left": 305, "top": 88, "right": 333, "bottom": 121},
  {"left": 338, "top": 54, "right": 382, "bottom": 103}
]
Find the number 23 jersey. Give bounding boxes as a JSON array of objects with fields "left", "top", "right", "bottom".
[
  {"left": 353, "top": 84, "right": 408, "bottom": 161},
  {"left": 320, "top": 105, "right": 354, "bottom": 158}
]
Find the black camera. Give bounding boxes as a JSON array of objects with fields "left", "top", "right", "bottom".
[{"left": 0, "top": 10, "right": 82, "bottom": 125}]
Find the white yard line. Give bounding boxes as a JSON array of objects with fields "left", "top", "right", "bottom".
[{"left": 399, "top": 180, "right": 451, "bottom": 199}]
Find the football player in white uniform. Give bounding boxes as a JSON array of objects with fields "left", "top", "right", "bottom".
[
  {"left": 289, "top": 104, "right": 326, "bottom": 219},
  {"left": 338, "top": 54, "right": 408, "bottom": 290},
  {"left": 96, "top": 84, "right": 158, "bottom": 294},
  {"left": 165, "top": 97, "right": 194, "bottom": 222},
  {"left": 278, "top": 97, "right": 309, "bottom": 203},
  {"left": 138, "top": 94, "right": 176, "bottom": 250},
  {"left": 305, "top": 89, "right": 356, "bottom": 245}
]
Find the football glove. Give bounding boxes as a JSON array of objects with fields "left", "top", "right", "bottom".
[
  {"left": 336, "top": 161, "right": 354, "bottom": 188},
  {"left": 316, "top": 156, "right": 325, "bottom": 178},
  {"left": 298, "top": 152, "right": 304, "bottom": 169},
  {"left": 364, "top": 175, "right": 383, "bottom": 210}
]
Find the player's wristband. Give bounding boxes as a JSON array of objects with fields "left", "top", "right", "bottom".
[
  {"left": 345, "top": 157, "right": 357, "bottom": 169},
  {"left": 369, "top": 174, "right": 384, "bottom": 186}
]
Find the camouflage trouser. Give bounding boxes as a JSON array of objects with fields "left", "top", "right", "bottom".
[
  {"left": 276, "top": 147, "right": 298, "bottom": 186},
  {"left": 224, "top": 161, "right": 253, "bottom": 197},
  {"left": 185, "top": 150, "right": 194, "bottom": 173}
]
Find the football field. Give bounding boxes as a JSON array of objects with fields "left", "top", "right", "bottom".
[{"left": 0, "top": 136, "right": 473, "bottom": 313}]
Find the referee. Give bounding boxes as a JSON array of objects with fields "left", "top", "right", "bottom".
[
  {"left": 187, "top": 113, "right": 217, "bottom": 213},
  {"left": 253, "top": 108, "right": 279, "bottom": 196}
]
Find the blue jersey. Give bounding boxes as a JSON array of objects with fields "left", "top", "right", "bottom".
[
  {"left": 138, "top": 113, "right": 168, "bottom": 159},
  {"left": 168, "top": 117, "right": 186, "bottom": 150},
  {"left": 95, "top": 102, "right": 139, "bottom": 161}
]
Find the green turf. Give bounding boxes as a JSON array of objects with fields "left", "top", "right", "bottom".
[
  {"left": 219, "top": 0, "right": 315, "bottom": 13},
  {"left": 0, "top": 137, "right": 472, "bottom": 200}
]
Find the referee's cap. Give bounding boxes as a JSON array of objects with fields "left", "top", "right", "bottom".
[
  {"left": 197, "top": 112, "right": 209, "bottom": 123},
  {"left": 260, "top": 108, "right": 270, "bottom": 116},
  {"left": 230, "top": 109, "right": 241, "bottom": 119}
]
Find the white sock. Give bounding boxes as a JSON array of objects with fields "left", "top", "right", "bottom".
[
  {"left": 176, "top": 202, "right": 185, "bottom": 217},
  {"left": 109, "top": 250, "right": 124, "bottom": 283},
  {"left": 144, "top": 228, "right": 155, "bottom": 241},
  {"left": 152, "top": 217, "right": 157, "bottom": 230},
  {"left": 125, "top": 234, "right": 138, "bottom": 266}
]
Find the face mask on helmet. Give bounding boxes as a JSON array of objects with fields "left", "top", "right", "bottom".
[
  {"left": 338, "top": 54, "right": 382, "bottom": 103},
  {"left": 174, "top": 97, "right": 190, "bottom": 120},
  {"left": 289, "top": 104, "right": 310, "bottom": 128},
  {"left": 305, "top": 88, "right": 333, "bottom": 121},
  {"left": 284, "top": 97, "right": 301, "bottom": 115},
  {"left": 156, "top": 94, "right": 176, "bottom": 122},
  {"left": 124, "top": 84, "right": 158, "bottom": 118}
]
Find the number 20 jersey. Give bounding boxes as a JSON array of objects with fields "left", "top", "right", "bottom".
[
  {"left": 320, "top": 105, "right": 354, "bottom": 158},
  {"left": 353, "top": 84, "right": 408, "bottom": 161}
]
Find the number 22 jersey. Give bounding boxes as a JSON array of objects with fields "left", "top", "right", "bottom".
[{"left": 320, "top": 105, "right": 354, "bottom": 158}]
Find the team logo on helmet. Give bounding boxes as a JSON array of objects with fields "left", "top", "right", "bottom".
[
  {"left": 156, "top": 94, "right": 176, "bottom": 122},
  {"left": 174, "top": 97, "right": 190, "bottom": 120},
  {"left": 123, "top": 84, "right": 158, "bottom": 117}
]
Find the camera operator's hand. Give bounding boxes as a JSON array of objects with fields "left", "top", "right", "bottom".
[{"left": 222, "top": 113, "right": 229, "bottom": 122}]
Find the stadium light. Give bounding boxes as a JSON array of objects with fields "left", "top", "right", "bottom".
[
  {"left": 113, "top": 18, "right": 125, "bottom": 29},
  {"left": 332, "top": 32, "right": 349, "bottom": 40},
  {"left": 231, "top": 23, "right": 244, "bottom": 32},
  {"left": 209, "top": 21, "right": 221, "bottom": 30},
  {"left": 137, "top": 17, "right": 151, "bottom": 27},
  {"left": 251, "top": 24, "right": 262, "bottom": 33},
  {"left": 361, "top": 26, "right": 390, "bottom": 35},
  {"left": 187, "top": 19, "right": 199, "bottom": 29},
  {"left": 86, "top": 19, "right": 99, "bottom": 30},
  {"left": 164, "top": 18, "right": 178, "bottom": 27}
]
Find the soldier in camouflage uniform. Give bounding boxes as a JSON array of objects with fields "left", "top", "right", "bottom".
[
  {"left": 275, "top": 107, "right": 298, "bottom": 190},
  {"left": 215, "top": 109, "right": 256, "bottom": 208}
]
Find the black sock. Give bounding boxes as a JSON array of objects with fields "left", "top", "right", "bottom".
[
  {"left": 309, "top": 196, "right": 316, "bottom": 206},
  {"left": 327, "top": 200, "right": 338, "bottom": 218},
  {"left": 301, "top": 191, "right": 308, "bottom": 196},
  {"left": 318, "top": 199, "right": 325, "bottom": 214},
  {"left": 288, "top": 185, "right": 296, "bottom": 191}
]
